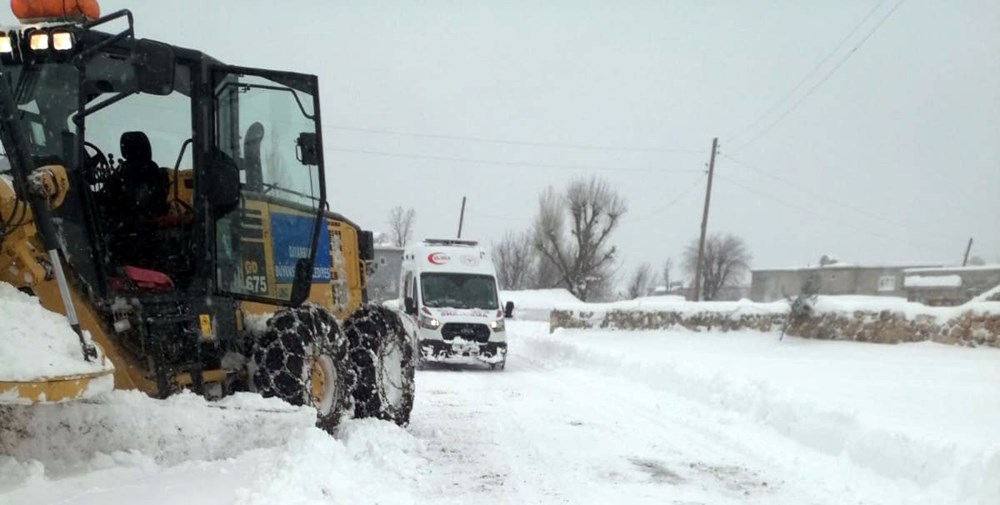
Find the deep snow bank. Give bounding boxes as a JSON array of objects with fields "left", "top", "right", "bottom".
[
  {"left": 0, "top": 390, "right": 316, "bottom": 472},
  {"left": 0, "top": 391, "right": 427, "bottom": 504},
  {"left": 510, "top": 321, "right": 1000, "bottom": 505},
  {"left": 232, "top": 418, "right": 424, "bottom": 505}
]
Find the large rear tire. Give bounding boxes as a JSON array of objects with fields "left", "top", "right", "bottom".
[
  {"left": 343, "top": 305, "right": 415, "bottom": 426},
  {"left": 251, "top": 303, "right": 350, "bottom": 433}
]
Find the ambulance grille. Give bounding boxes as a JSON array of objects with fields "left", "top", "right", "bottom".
[{"left": 441, "top": 323, "right": 491, "bottom": 343}]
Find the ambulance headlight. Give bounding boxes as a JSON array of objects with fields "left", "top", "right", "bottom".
[
  {"left": 419, "top": 314, "right": 441, "bottom": 330},
  {"left": 0, "top": 34, "right": 12, "bottom": 54},
  {"left": 489, "top": 319, "right": 505, "bottom": 332}
]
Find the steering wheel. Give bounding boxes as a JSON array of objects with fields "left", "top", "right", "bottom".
[{"left": 83, "top": 141, "right": 114, "bottom": 186}]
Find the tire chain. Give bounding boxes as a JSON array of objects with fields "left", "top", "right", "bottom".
[
  {"left": 343, "top": 304, "right": 415, "bottom": 425},
  {"left": 252, "top": 303, "right": 348, "bottom": 432}
]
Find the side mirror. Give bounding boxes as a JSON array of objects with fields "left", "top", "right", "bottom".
[
  {"left": 134, "top": 39, "right": 175, "bottom": 96},
  {"left": 290, "top": 258, "right": 313, "bottom": 306},
  {"left": 404, "top": 296, "right": 416, "bottom": 315},
  {"left": 296, "top": 132, "right": 319, "bottom": 166},
  {"left": 504, "top": 301, "right": 514, "bottom": 319}
]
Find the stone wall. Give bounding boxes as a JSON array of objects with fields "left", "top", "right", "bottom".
[
  {"left": 550, "top": 309, "right": 786, "bottom": 334},
  {"left": 786, "top": 309, "right": 1000, "bottom": 346},
  {"left": 549, "top": 306, "right": 1000, "bottom": 348}
]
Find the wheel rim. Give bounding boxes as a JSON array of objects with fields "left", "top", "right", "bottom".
[{"left": 310, "top": 353, "right": 338, "bottom": 415}]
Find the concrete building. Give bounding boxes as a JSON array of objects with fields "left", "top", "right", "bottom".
[
  {"left": 368, "top": 246, "right": 404, "bottom": 303},
  {"left": 750, "top": 263, "right": 941, "bottom": 302},
  {"left": 903, "top": 265, "right": 1000, "bottom": 306}
]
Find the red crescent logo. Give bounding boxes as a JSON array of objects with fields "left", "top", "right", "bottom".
[{"left": 428, "top": 252, "right": 450, "bottom": 265}]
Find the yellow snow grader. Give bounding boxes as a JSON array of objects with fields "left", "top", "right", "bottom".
[{"left": 0, "top": 2, "right": 413, "bottom": 430}]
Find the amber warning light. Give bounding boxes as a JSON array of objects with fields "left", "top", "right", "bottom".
[{"left": 11, "top": 0, "right": 101, "bottom": 22}]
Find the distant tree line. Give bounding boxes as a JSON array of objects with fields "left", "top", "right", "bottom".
[{"left": 491, "top": 175, "right": 753, "bottom": 302}]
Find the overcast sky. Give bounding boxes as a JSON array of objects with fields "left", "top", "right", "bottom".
[{"left": 19, "top": 0, "right": 999, "bottom": 282}]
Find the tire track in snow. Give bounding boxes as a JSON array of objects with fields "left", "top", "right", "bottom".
[
  {"left": 407, "top": 343, "right": 832, "bottom": 504},
  {"left": 407, "top": 361, "right": 568, "bottom": 503}
]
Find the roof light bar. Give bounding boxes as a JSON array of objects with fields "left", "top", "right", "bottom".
[
  {"left": 52, "top": 30, "right": 73, "bottom": 51},
  {"left": 28, "top": 31, "right": 49, "bottom": 51}
]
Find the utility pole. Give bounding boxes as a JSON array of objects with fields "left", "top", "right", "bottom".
[
  {"left": 457, "top": 196, "right": 467, "bottom": 238},
  {"left": 962, "top": 237, "right": 974, "bottom": 266},
  {"left": 692, "top": 137, "right": 718, "bottom": 302}
]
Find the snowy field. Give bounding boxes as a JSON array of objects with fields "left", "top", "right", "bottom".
[{"left": 2, "top": 320, "right": 998, "bottom": 504}]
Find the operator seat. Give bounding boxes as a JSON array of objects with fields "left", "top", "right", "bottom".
[
  {"left": 117, "top": 131, "right": 169, "bottom": 218},
  {"left": 103, "top": 132, "right": 174, "bottom": 278}
]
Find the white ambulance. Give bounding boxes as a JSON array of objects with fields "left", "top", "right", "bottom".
[{"left": 398, "top": 239, "right": 512, "bottom": 370}]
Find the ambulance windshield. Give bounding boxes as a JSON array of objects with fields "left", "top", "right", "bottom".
[{"left": 420, "top": 273, "right": 499, "bottom": 310}]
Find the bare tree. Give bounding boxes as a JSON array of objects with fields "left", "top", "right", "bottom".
[
  {"left": 968, "top": 256, "right": 986, "bottom": 266},
  {"left": 532, "top": 176, "right": 627, "bottom": 301},
  {"left": 661, "top": 258, "right": 673, "bottom": 292},
  {"left": 626, "top": 263, "right": 656, "bottom": 299},
  {"left": 533, "top": 254, "right": 563, "bottom": 290},
  {"left": 387, "top": 206, "right": 416, "bottom": 247},
  {"left": 492, "top": 229, "right": 536, "bottom": 290},
  {"left": 682, "top": 233, "right": 752, "bottom": 301}
]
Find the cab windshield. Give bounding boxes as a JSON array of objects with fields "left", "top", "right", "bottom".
[
  {"left": 1, "top": 63, "right": 79, "bottom": 163},
  {"left": 420, "top": 273, "right": 499, "bottom": 310}
]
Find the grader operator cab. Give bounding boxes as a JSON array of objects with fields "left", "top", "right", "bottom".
[{"left": 0, "top": 3, "right": 414, "bottom": 431}]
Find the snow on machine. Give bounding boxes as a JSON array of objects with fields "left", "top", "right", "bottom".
[
  {"left": 0, "top": 1, "right": 413, "bottom": 430},
  {"left": 398, "top": 239, "right": 513, "bottom": 370}
]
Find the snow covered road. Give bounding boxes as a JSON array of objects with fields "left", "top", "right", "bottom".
[
  {"left": 2, "top": 320, "right": 997, "bottom": 504},
  {"left": 407, "top": 321, "right": 1000, "bottom": 505},
  {"left": 410, "top": 346, "right": 799, "bottom": 504}
]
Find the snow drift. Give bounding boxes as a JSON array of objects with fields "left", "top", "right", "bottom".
[
  {"left": 0, "top": 390, "right": 427, "bottom": 504},
  {"left": 513, "top": 321, "right": 1000, "bottom": 505}
]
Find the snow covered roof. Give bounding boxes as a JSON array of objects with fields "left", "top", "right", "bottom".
[
  {"left": 970, "top": 283, "right": 1000, "bottom": 303},
  {"left": 904, "top": 265, "right": 1000, "bottom": 274},
  {"left": 754, "top": 262, "right": 943, "bottom": 273}
]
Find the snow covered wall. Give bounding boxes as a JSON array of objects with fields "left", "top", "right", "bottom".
[
  {"left": 787, "top": 297, "right": 1000, "bottom": 346},
  {"left": 547, "top": 295, "right": 1000, "bottom": 348}
]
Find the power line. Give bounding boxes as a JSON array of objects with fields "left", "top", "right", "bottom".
[
  {"left": 730, "top": 0, "right": 908, "bottom": 152},
  {"left": 326, "top": 146, "right": 705, "bottom": 174},
  {"left": 725, "top": 0, "right": 889, "bottom": 145},
  {"left": 721, "top": 154, "right": 964, "bottom": 242},
  {"left": 464, "top": 207, "right": 533, "bottom": 223},
  {"left": 717, "top": 173, "right": 955, "bottom": 255},
  {"left": 634, "top": 174, "right": 707, "bottom": 222},
  {"left": 324, "top": 125, "right": 703, "bottom": 154}
]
